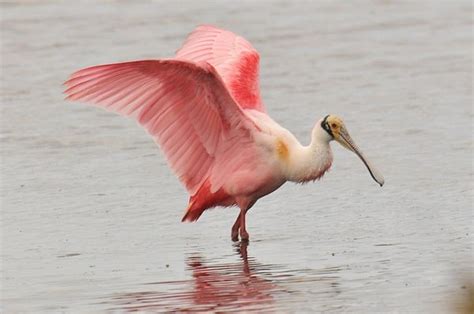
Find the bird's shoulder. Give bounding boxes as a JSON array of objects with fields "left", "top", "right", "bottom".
[{"left": 243, "top": 109, "right": 298, "bottom": 155}]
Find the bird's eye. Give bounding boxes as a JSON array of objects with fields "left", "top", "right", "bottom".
[{"left": 331, "top": 123, "right": 337, "bottom": 128}]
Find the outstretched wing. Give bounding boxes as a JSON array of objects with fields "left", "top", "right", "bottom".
[
  {"left": 64, "top": 60, "right": 259, "bottom": 195},
  {"left": 176, "top": 25, "right": 265, "bottom": 112}
]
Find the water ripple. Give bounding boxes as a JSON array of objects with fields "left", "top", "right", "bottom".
[{"left": 105, "top": 242, "right": 343, "bottom": 312}]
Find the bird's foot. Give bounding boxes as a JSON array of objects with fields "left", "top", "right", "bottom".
[
  {"left": 239, "top": 230, "right": 249, "bottom": 242},
  {"left": 231, "top": 232, "right": 239, "bottom": 242},
  {"left": 231, "top": 227, "right": 240, "bottom": 242},
  {"left": 231, "top": 229, "right": 249, "bottom": 242}
]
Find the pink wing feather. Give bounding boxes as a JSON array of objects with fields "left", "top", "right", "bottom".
[
  {"left": 176, "top": 25, "right": 265, "bottom": 112},
  {"left": 64, "top": 59, "right": 260, "bottom": 195}
]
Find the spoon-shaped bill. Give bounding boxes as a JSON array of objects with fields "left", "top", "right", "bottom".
[{"left": 336, "top": 127, "right": 384, "bottom": 187}]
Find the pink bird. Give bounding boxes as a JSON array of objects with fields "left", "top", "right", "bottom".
[{"left": 64, "top": 25, "right": 384, "bottom": 241}]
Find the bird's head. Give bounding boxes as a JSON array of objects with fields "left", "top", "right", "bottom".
[{"left": 320, "top": 114, "right": 385, "bottom": 187}]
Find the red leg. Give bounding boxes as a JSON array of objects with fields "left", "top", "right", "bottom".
[
  {"left": 231, "top": 212, "right": 241, "bottom": 241},
  {"left": 239, "top": 207, "right": 249, "bottom": 241},
  {"left": 231, "top": 198, "right": 256, "bottom": 242}
]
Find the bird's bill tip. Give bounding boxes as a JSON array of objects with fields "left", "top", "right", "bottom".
[{"left": 375, "top": 175, "right": 385, "bottom": 187}]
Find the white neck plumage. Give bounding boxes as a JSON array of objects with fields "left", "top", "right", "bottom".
[{"left": 285, "top": 124, "right": 333, "bottom": 183}]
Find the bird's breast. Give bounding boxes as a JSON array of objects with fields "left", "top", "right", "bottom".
[{"left": 297, "top": 159, "right": 333, "bottom": 183}]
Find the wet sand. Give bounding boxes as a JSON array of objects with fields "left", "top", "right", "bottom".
[{"left": 1, "top": 0, "right": 473, "bottom": 312}]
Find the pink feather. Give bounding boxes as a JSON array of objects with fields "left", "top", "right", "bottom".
[
  {"left": 176, "top": 25, "right": 266, "bottom": 112},
  {"left": 64, "top": 59, "right": 261, "bottom": 199}
]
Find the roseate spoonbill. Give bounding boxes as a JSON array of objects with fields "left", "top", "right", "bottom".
[{"left": 64, "top": 25, "right": 384, "bottom": 241}]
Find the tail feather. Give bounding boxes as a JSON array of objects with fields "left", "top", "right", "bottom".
[
  {"left": 181, "top": 179, "right": 233, "bottom": 222},
  {"left": 181, "top": 200, "right": 205, "bottom": 222}
]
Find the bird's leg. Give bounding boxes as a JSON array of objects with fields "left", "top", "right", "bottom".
[
  {"left": 232, "top": 198, "right": 255, "bottom": 242},
  {"left": 231, "top": 212, "right": 241, "bottom": 242},
  {"left": 239, "top": 207, "right": 249, "bottom": 242}
]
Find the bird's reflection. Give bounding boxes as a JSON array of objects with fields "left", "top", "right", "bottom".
[
  {"left": 185, "top": 242, "right": 277, "bottom": 311},
  {"left": 108, "top": 242, "right": 341, "bottom": 312}
]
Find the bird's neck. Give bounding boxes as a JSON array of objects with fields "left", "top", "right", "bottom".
[{"left": 286, "top": 128, "right": 333, "bottom": 183}]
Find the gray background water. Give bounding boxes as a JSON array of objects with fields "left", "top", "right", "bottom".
[{"left": 1, "top": 0, "right": 472, "bottom": 312}]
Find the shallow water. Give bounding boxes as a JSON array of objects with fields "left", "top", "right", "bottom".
[{"left": 1, "top": 0, "right": 473, "bottom": 312}]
